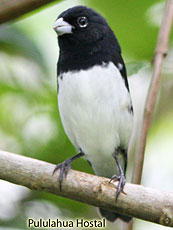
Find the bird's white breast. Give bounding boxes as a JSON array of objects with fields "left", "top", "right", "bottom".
[{"left": 58, "top": 63, "right": 133, "bottom": 177}]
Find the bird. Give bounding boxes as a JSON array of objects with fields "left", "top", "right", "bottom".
[{"left": 53, "top": 5, "right": 133, "bottom": 222}]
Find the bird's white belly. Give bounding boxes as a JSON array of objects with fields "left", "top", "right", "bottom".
[{"left": 58, "top": 63, "right": 133, "bottom": 177}]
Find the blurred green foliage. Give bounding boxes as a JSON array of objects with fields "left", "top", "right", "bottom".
[
  {"left": 0, "top": 0, "right": 173, "bottom": 230},
  {"left": 0, "top": 26, "right": 46, "bottom": 69}
]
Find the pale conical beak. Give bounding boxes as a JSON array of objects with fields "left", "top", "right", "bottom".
[{"left": 53, "top": 17, "right": 73, "bottom": 36}]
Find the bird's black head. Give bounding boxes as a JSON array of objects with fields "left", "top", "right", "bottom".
[{"left": 54, "top": 6, "right": 122, "bottom": 74}]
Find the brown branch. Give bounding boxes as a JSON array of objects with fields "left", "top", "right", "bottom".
[
  {"left": 127, "top": 1, "right": 173, "bottom": 229},
  {"left": 0, "top": 0, "right": 59, "bottom": 24},
  {"left": 0, "top": 150, "right": 173, "bottom": 227},
  {"left": 132, "top": 0, "right": 173, "bottom": 186}
]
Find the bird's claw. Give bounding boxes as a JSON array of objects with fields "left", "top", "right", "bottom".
[
  {"left": 110, "top": 173, "right": 126, "bottom": 202},
  {"left": 53, "top": 159, "right": 72, "bottom": 190},
  {"left": 52, "top": 151, "right": 84, "bottom": 191}
]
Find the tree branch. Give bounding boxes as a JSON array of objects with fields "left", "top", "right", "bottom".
[
  {"left": 126, "top": 2, "right": 173, "bottom": 229},
  {"left": 0, "top": 0, "right": 59, "bottom": 24},
  {"left": 0, "top": 150, "right": 173, "bottom": 227},
  {"left": 132, "top": 0, "right": 173, "bottom": 185}
]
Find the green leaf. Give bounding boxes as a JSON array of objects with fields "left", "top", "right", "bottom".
[{"left": 0, "top": 25, "right": 46, "bottom": 70}]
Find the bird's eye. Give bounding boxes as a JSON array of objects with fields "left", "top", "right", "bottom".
[{"left": 77, "top": 17, "right": 88, "bottom": 28}]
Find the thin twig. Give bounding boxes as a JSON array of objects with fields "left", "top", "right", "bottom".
[
  {"left": 0, "top": 0, "right": 59, "bottom": 24},
  {"left": 0, "top": 150, "right": 173, "bottom": 227},
  {"left": 132, "top": 0, "right": 173, "bottom": 190},
  {"left": 128, "top": 1, "right": 173, "bottom": 229}
]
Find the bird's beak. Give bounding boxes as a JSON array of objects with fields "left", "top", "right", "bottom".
[{"left": 53, "top": 17, "right": 73, "bottom": 36}]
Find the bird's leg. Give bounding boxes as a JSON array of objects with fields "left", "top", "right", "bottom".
[
  {"left": 110, "top": 154, "right": 126, "bottom": 201},
  {"left": 53, "top": 150, "right": 84, "bottom": 190}
]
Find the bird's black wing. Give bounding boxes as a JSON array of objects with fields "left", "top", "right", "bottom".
[
  {"left": 112, "top": 52, "right": 129, "bottom": 92},
  {"left": 112, "top": 50, "right": 133, "bottom": 114}
]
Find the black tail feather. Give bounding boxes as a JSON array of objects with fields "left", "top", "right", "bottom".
[{"left": 99, "top": 208, "right": 132, "bottom": 222}]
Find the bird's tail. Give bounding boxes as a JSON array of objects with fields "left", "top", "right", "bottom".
[{"left": 99, "top": 208, "right": 132, "bottom": 222}]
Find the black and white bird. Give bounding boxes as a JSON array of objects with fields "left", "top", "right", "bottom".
[{"left": 53, "top": 5, "right": 133, "bottom": 222}]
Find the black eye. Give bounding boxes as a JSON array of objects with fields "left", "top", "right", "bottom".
[{"left": 77, "top": 16, "right": 88, "bottom": 28}]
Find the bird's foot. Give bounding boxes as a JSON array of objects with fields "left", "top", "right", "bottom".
[
  {"left": 52, "top": 151, "right": 84, "bottom": 191},
  {"left": 53, "top": 159, "right": 72, "bottom": 190},
  {"left": 109, "top": 172, "right": 126, "bottom": 201}
]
